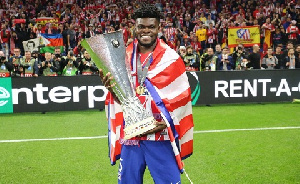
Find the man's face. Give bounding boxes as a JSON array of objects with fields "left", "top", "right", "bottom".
[
  {"left": 267, "top": 49, "right": 273, "bottom": 55},
  {"left": 215, "top": 45, "right": 221, "bottom": 52},
  {"left": 207, "top": 48, "right": 214, "bottom": 55},
  {"left": 0, "top": 51, "right": 4, "bottom": 57},
  {"left": 24, "top": 52, "right": 31, "bottom": 59},
  {"left": 55, "top": 49, "right": 61, "bottom": 55},
  {"left": 187, "top": 48, "right": 193, "bottom": 54},
  {"left": 45, "top": 53, "right": 52, "bottom": 60},
  {"left": 135, "top": 18, "right": 160, "bottom": 48},
  {"left": 14, "top": 49, "right": 21, "bottom": 56},
  {"left": 296, "top": 46, "right": 300, "bottom": 53},
  {"left": 84, "top": 51, "right": 90, "bottom": 58},
  {"left": 287, "top": 43, "right": 293, "bottom": 49},
  {"left": 276, "top": 47, "right": 281, "bottom": 53},
  {"left": 222, "top": 48, "right": 228, "bottom": 55}
]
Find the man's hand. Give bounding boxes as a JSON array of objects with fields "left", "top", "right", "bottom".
[
  {"left": 139, "top": 120, "right": 167, "bottom": 137},
  {"left": 99, "top": 69, "right": 121, "bottom": 104}
]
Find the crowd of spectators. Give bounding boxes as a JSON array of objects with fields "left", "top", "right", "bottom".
[{"left": 0, "top": 0, "right": 300, "bottom": 77}]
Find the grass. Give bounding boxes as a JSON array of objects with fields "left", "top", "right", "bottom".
[{"left": 0, "top": 103, "right": 299, "bottom": 183}]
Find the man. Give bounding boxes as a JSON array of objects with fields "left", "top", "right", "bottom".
[
  {"left": 0, "top": 50, "right": 13, "bottom": 77},
  {"left": 217, "top": 47, "right": 234, "bottom": 71},
  {"left": 247, "top": 44, "right": 261, "bottom": 69},
  {"left": 85, "top": 24, "right": 95, "bottom": 38},
  {"left": 40, "top": 52, "right": 58, "bottom": 76},
  {"left": 184, "top": 45, "right": 200, "bottom": 71},
  {"left": 9, "top": 48, "right": 23, "bottom": 76},
  {"left": 0, "top": 24, "right": 10, "bottom": 60},
  {"left": 78, "top": 49, "right": 98, "bottom": 75},
  {"left": 19, "top": 51, "right": 39, "bottom": 77},
  {"left": 200, "top": 48, "right": 218, "bottom": 71},
  {"left": 53, "top": 46, "right": 66, "bottom": 75},
  {"left": 99, "top": 4, "right": 193, "bottom": 183},
  {"left": 262, "top": 48, "right": 278, "bottom": 70},
  {"left": 274, "top": 45, "right": 285, "bottom": 69},
  {"left": 286, "top": 48, "right": 299, "bottom": 69},
  {"left": 231, "top": 44, "right": 248, "bottom": 70},
  {"left": 62, "top": 50, "right": 78, "bottom": 76},
  {"left": 195, "top": 21, "right": 207, "bottom": 54},
  {"left": 286, "top": 20, "right": 299, "bottom": 45}
]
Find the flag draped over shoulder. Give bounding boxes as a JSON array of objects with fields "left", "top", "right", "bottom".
[
  {"left": 39, "top": 34, "right": 64, "bottom": 53},
  {"left": 106, "top": 39, "right": 194, "bottom": 166},
  {"left": 228, "top": 26, "right": 260, "bottom": 48}
]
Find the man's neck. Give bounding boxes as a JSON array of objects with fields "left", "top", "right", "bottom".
[{"left": 138, "top": 40, "right": 157, "bottom": 54}]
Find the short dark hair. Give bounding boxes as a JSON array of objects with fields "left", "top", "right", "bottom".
[{"left": 132, "top": 3, "right": 162, "bottom": 22}]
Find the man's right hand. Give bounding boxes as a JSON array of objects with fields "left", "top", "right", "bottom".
[{"left": 99, "top": 69, "right": 121, "bottom": 104}]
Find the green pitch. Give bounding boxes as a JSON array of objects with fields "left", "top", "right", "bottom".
[{"left": 0, "top": 103, "right": 299, "bottom": 184}]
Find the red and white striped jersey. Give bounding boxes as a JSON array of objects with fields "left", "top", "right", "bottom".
[
  {"left": 286, "top": 25, "right": 299, "bottom": 39},
  {"left": 261, "top": 23, "right": 275, "bottom": 37},
  {"left": 164, "top": 27, "right": 176, "bottom": 41}
]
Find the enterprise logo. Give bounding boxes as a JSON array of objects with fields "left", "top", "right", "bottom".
[{"left": 0, "top": 87, "right": 10, "bottom": 107}]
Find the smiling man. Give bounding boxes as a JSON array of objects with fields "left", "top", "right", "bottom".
[{"left": 100, "top": 3, "right": 194, "bottom": 184}]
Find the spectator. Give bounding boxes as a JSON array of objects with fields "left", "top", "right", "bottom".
[
  {"left": 67, "top": 24, "right": 76, "bottom": 49},
  {"left": 78, "top": 49, "right": 98, "bottom": 75},
  {"left": 0, "top": 50, "right": 13, "bottom": 77},
  {"left": 195, "top": 21, "right": 206, "bottom": 54},
  {"left": 247, "top": 44, "right": 261, "bottom": 69},
  {"left": 53, "top": 46, "right": 66, "bottom": 75},
  {"left": 262, "top": 48, "right": 278, "bottom": 69},
  {"left": 295, "top": 45, "right": 300, "bottom": 59},
  {"left": 183, "top": 45, "right": 200, "bottom": 71},
  {"left": 19, "top": 50, "right": 39, "bottom": 77},
  {"left": 217, "top": 47, "right": 234, "bottom": 71},
  {"left": 9, "top": 48, "right": 23, "bottom": 77},
  {"left": 274, "top": 45, "right": 286, "bottom": 69},
  {"left": 0, "top": 24, "right": 10, "bottom": 60},
  {"left": 206, "top": 23, "right": 217, "bottom": 49},
  {"left": 85, "top": 24, "right": 95, "bottom": 38},
  {"left": 231, "top": 44, "right": 248, "bottom": 70},
  {"left": 178, "top": 46, "right": 186, "bottom": 60},
  {"left": 286, "top": 20, "right": 299, "bottom": 45},
  {"left": 286, "top": 48, "right": 299, "bottom": 69},
  {"left": 200, "top": 48, "right": 218, "bottom": 71},
  {"left": 62, "top": 50, "right": 78, "bottom": 76},
  {"left": 40, "top": 52, "right": 58, "bottom": 76}
]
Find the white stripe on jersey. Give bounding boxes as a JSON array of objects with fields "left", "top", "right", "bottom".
[
  {"left": 148, "top": 48, "right": 179, "bottom": 79},
  {"left": 179, "top": 127, "right": 194, "bottom": 144},
  {"left": 159, "top": 72, "right": 190, "bottom": 100},
  {"left": 173, "top": 101, "right": 193, "bottom": 123}
]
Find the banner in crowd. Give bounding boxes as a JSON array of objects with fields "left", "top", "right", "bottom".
[
  {"left": 22, "top": 38, "right": 40, "bottom": 52},
  {"left": 35, "top": 17, "right": 59, "bottom": 27},
  {"left": 1, "top": 70, "right": 300, "bottom": 114},
  {"left": 228, "top": 26, "right": 260, "bottom": 48},
  {"left": 39, "top": 34, "right": 64, "bottom": 53}
]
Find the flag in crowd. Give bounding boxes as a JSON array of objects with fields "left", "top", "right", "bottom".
[
  {"left": 228, "top": 26, "right": 260, "bottom": 48},
  {"left": 39, "top": 34, "right": 63, "bottom": 53}
]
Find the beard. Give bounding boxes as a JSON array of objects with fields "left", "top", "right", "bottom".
[{"left": 137, "top": 36, "right": 157, "bottom": 48}]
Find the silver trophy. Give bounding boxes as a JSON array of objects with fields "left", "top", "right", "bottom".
[{"left": 81, "top": 31, "right": 157, "bottom": 139}]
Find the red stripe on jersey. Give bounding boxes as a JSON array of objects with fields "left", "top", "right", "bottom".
[
  {"left": 150, "top": 57, "right": 186, "bottom": 89},
  {"left": 169, "top": 88, "right": 192, "bottom": 110},
  {"left": 177, "top": 114, "right": 194, "bottom": 138},
  {"left": 180, "top": 140, "right": 193, "bottom": 158}
]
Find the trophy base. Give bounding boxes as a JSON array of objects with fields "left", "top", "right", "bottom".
[{"left": 124, "top": 117, "right": 157, "bottom": 140}]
